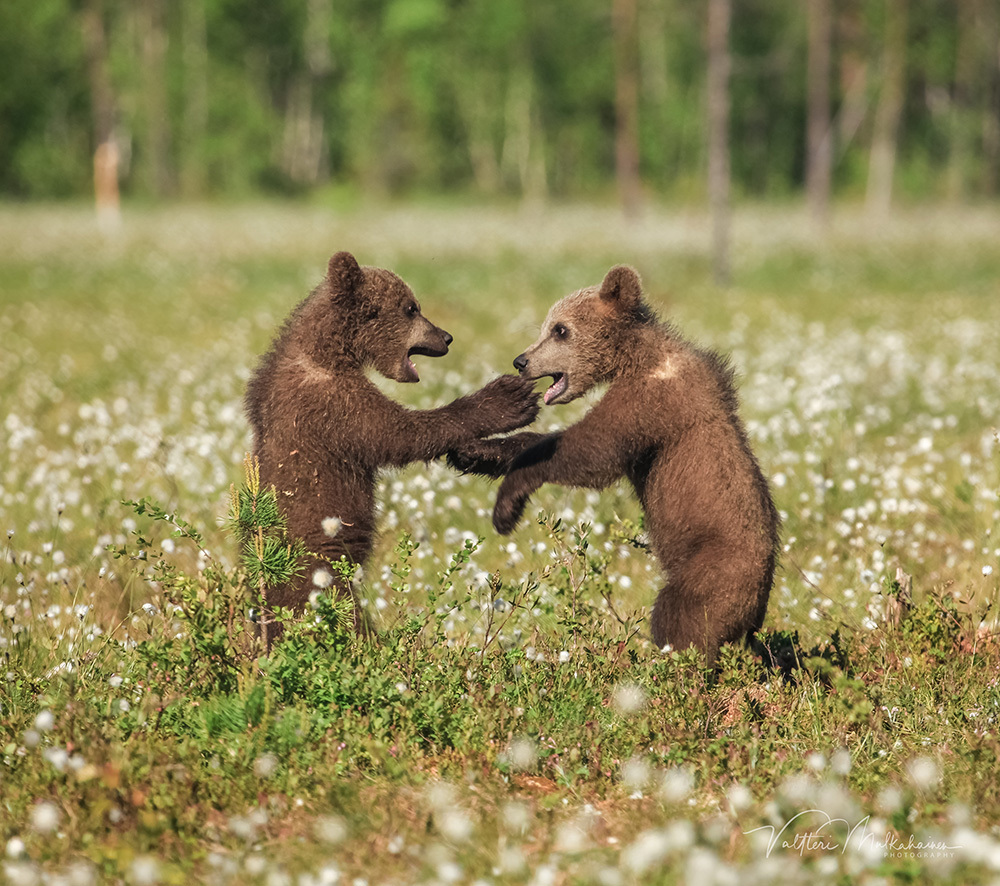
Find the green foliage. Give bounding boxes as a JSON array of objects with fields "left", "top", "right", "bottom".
[
  {"left": 0, "top": 1, "right": 995, "bottom": 200},
  {"left": 1, "top": 205, "right": 999, "bottom": 882},
  {"left": 228, "top": 454, "right": 306, "bottom": 595}
]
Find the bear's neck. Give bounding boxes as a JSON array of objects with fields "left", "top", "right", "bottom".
[
  {"left": 610, "top": 322, "right": 683, "bottom": 379},
  {"left": 291, "top": 298, "right": 364, "bottom": 371}
]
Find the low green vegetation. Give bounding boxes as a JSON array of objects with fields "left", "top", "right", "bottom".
[{"left": 1, "top": 202, "right": 999, "bottom": 884}]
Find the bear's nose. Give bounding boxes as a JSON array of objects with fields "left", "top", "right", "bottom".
[
  {"left": 443, "top": 331, "right": 453, "bottom": 347},
  {"left": 513, "top": 353, "right": 528, "bottom": 372}
]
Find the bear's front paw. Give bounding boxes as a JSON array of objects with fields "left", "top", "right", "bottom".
[
  {"left": 493, "top": 485, "right": 529, "bottom": 535},
  {"left": 446, "top": 439, "right": 506, "bottom": 477},
  {"left": 475, "top": 375, "right": 540, "bottom": 435}
]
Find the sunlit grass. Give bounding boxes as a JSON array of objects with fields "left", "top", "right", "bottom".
[{"left": 1, "top": 200, "right": 999, "bottom": 883}]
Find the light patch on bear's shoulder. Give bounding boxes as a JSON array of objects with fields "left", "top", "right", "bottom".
[
  {"left": 293, "top": 355, "right": 333, "bottom": 384},
  {"left": 649, "top": 355, "right": 679, "bottom": 381}
]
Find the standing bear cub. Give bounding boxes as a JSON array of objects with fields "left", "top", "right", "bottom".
[
  {"left": 449, "top": 266, "right": 780, "bottom": 664},
  {"left": 245, "top": 251, "right": 539, "bottom": 634}
]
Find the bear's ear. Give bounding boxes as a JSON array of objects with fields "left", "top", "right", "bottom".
[
  {"left": 598, "top": 265, "right": 642, "bottom": 311},
  {"left": 327, "top": 251, "right": 364, "bottom": 299}
]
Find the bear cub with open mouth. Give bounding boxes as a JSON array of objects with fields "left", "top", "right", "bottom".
[{"left": 450, "top": 265, "right": 780, "bottom": 664}]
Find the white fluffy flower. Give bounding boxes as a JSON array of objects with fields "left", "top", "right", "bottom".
[
  {"left": 907, "top": 756, "right": 940, "bottom": 791},
  {"left": 30, "top": 801, "right": 60, "bottom": 834},
  {"left": 321, "top": 517, "right": 343, "bottom": 538},
  {"left": 312, "top": 568, "right": 333, "bottom": 589},
  {"left": 611, "top": 682, "right": 647, "bottom": 715},
  {"left": 253, "top": 753, "right": 278, "bottom": 778},
  {"left": 505, "top": 737, "right": 537, "bottom": 771},
  {"left": 660, "top": 766, "right": 694, "bottom": 803}
]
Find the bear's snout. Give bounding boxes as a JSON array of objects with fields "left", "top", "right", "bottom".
[{"left": 513, "top": 353, "right": 528, "bottom": 372}]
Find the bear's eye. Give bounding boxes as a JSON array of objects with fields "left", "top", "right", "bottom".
[
  {"left": 405, "top": 303, "right": 419, "bottom": 317},
  {"left": 552, "top": 323, "right": 569, "bottom": 340}
]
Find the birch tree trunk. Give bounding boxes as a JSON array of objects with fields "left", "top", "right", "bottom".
[
  {"left": 707, "top": 0, "right": 731, "bottom": 286},
  {"left": 181, "top": 0, "right": 208, "bottom": 197},
  {"left": 80, "top": 0, "right": 120, "bottom": 229},
  {"left": 866, "top": 0, "right": 907, "bottom": 216},
  {"left": 806, "top": 0, "right": 832, "bottom": 228},
  {"left": 139, "top": 0, "right": 172, "bottom": 197},
  {"left": 613, "top": 0, "right": 642, "bottom": 218}
]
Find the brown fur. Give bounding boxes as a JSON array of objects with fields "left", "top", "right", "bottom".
[
  {"left": 245, "top": 251, "right": 539, "bottom": 632},
  {"left": 449, "top": 266, "right": 780, "bottom": 664}
]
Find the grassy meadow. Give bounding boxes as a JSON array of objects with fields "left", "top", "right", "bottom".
[{"left": 1, "top": 201, "right": 999, "bottom": 884}]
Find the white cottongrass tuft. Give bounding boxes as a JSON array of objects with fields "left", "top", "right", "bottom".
[
  {"left": 659, "top": 765, "right": 694, "bottom": 803},
  {"left": 129, "top": 855, "right": 160, "bottom": 885},
  {"left": 875, "top": 785, "right": 904, "bottom": 814},
  {"left": 2, "top": 860, "right": 40, "bottom": 886},
  {"left": 831, "top": 747, "right": 852, "bottom": 776},
  {"left": 553, "top": 816, "right": 591, "bottom": 853},
  {"left": 621, "top": 829, "right": 671, "bottom": 874},
  {"left": 805, "top": 751, "right": 827, "bottom": 772},
  {"left": 312, "top": 568, "right": 333, "bottom": 589},
  {"left": 33, "top": 710, "right": 54, "bottom": 733},
  {"left": 611, "top": 682, "right": 647, "bottom": 715},
  {"left": 5, "top": 837, "right": 25, "bottom": 859},
  {"left": 501, "top": 801, "right": 531, "bottom": 834},
  {"left": 778, "top": 774, "right": 816, "bottom": 808},
  {"left": 436, "top": 860, "right": 463, "bottom": 884},
  {"left": 497, "top": 845, "right": 527, "bottom": 874},
  {"left": 425, "top": 780, "right": 458, "bottom": 812},
  {"left": 504, "top": 736, "right": 538, "bottom": 771},
  {"left": 527, "top": 862, "right": 557, "bottom": 886},
  {"left": 253, "top": 753, "right": 279, "bottom": 779},
  {"left": 726, "top": 782, "right": 753, "bottom": 814},
  {"left": 30, "top": 801, "right": 60, "bottom": 834},
  {"left": 907, "top": 756, "right": 940, "bottom": 791},
  {"left": 314, "top": 814, "right": 348, "bottom": 844},
  {"left": 620, "top": 756, "right": 651, "bottom": 795},
  {"left": 436, "top": 808, "right": 473, "bottom": 843},
  {"left": 321, "top": 517, "right": 343, "bottom": 538}
]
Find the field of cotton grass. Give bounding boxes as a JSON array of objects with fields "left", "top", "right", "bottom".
[{"left": 1, "top": 201, "right": 1000, "bottom": 885}]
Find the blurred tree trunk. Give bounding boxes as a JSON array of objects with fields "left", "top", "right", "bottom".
[
  {"left": 946, "top": 0, "right": 975, "bottom": 201},
  {"left": 984, "top": 2, "right": 1000, "bottom": 195},
  {"left": 456, "top": 70, "right": 501, "bottom": 194},
  {"left": 834, "top": 2, "right": 869, "bottom": 153},
  {"left": 639, "top": 0, "right": 670, "bottom": 185},
  {"left": 866, "top": 0, "right": 907, "bottom": 216},
  {"left": 806, "top": 0, "right": 832, "bottom": 228},
  {"left": 139, "top": 0, "right": 172, "bottom": 197},
  {"left": 80, "top": 0, "right": 120, "bottom": 229},
  {"left": 502, "top": 66, "right": 547, "bottom": 204},
  {"left": 281, "top": 0, "right": 331, "bottom": 186},
  {"left": 613, "top": 0, "right": 642, "bottom": 217},
  {"left": 707, "top": 0, "right": 731, "bottom": 286},
  {"left": 181, "top": 0, "right": 208, "bottom": 197}
]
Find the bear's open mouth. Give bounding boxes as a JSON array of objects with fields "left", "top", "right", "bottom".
[
  {"left": 402, "top": 344, "right": 449, "bottom": 383},
  {"left": 402, "top": 355, "right": 420, "bottom": 382},
  {"left": 544, "top": 373, "right": 568, "bottom": 405}
]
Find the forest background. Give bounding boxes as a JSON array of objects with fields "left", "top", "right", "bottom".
[{"left": 2, "top": 0, "right": 999, "bottom": 218}]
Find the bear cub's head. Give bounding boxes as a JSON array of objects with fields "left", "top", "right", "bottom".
[
  {"left": 512, "top": 265, "right": 654, "bottom": 405},
  {"left": 324, "top": 251, "right": 453, "bottom": 384}
]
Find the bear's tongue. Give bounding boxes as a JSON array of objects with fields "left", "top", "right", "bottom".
[{"left": 544, "top": 373, "right": 567, "bottom": 405}]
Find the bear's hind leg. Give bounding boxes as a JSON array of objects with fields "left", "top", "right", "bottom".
[{"left": 650, "top": 580, "right": 721, "bottom": 665}]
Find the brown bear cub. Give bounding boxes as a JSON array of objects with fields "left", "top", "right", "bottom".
[
  {"left": 449, "top": 265, "right": 780, "bottom": 664},
  {"left": 245, "top": 251, "right": 539, "bottom": 634}
]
